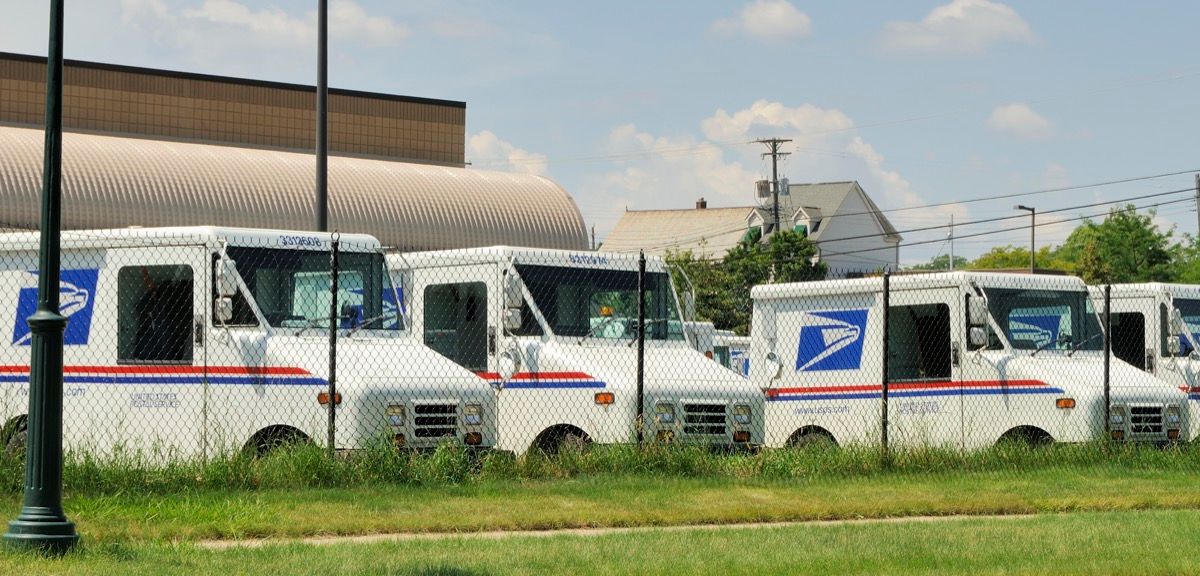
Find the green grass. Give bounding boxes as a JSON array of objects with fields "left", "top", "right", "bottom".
[
  {"left": 2, "top": 438, "right": 1196, "bottom": 496},
  {"left": 2, "top": 510, "right": 1198, "bottom": 575},
  {"left": 3, "top": 462, "right": 1199, "bottom": 543}
]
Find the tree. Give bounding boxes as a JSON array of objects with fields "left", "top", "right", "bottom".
[
  {"left": 909, "top": 254, "right": 969, "bottom": 271},
  {"left": 667, "top": 230, "right": 825, "bottom": 335},
  {"left": 1057, "top": 206, "right": 1174, "bottom": 284}
]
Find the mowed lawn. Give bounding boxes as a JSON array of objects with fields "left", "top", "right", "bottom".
[
  {"left": 2, "top": 509, "right": 1198, "bottom": 575},
  {"left": 2, "top": 466, "right": 1200, "bottom": 542}
]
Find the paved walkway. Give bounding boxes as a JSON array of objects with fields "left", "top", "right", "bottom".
[{"left": 198, "top": 513, "right": 1036, "bottom": 550}]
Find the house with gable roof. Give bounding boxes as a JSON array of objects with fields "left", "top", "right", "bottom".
[{"left": 601, "top": 181, "right": 901, "bottom": 276}]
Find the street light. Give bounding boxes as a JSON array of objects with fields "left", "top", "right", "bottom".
[{"left": 1015, "top": 205, "right": 1035, "bottom": 273}]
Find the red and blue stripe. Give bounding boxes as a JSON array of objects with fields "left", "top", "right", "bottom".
[
  {"left": 767, "top": 379, "right": 1065, "bottom": 402},
  {"left": 475, "top": 371, "right": 606, "bottom": 389},
  {"left": 0, "top": 365, "right": 326, "bottom": 387}
]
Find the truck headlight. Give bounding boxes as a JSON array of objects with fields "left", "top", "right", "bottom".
[
  {"left": 387, "top": 404, "right": 405, "bottom": 427},
  {"left": 1109, "top": 406, "right": 1125, "bottom": 426},
  {"left": 1165, "top": 406, "right": 1182, "bottom": 426},
  {"left": 464, "top": 403, "right": 483, "bottom": 426},
  {"left": 656, "top": 403, "right": 675, "bottom": 424},
  {"left": 732, "top": 404, "right": 751, "bottom": 425}
]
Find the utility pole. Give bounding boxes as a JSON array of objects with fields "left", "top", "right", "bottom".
[
  {"left": 590, "top": 225, "right": 596, "bottom": 251},
  {"left": 315, "top": 0, "right": 328, "bottom": 231},
  {"left": 1194, "top": 173, "right": 1199, "bottom": 237},
  {"left": 948, "top": 215, "right": 955, "bottom": 271},
  {"left": 754, "top": 138, "right": 792, "bottom": 236}
]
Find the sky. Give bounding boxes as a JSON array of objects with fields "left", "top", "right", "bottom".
[{"left": 2, "top": 0, "right": 1198, "bottom": 265}]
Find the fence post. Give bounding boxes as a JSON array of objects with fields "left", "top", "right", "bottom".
[
  {"left": 636, "top": 250, "right": 646, "bottom": 445},
  {"left": 1103, "top": 284, "right": 1111, "bottom": 439},
  {"left": 880, "top": 271, "right": 891, "bottom": 466},
  {"left": 327, "top": 234, "right": 339, "bottom": 456}
]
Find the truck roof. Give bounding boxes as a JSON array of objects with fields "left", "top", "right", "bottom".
[
  {"left": 752, "top": 271, "right": 1088, "bottom": 301},
  {"left": 1095, "top": 283, "right": 1200, "bottom": 300},
  {"left": 0, "top": 226, "right": 382, "bottom": 253},
  {"left": 388, "top": 245, "right": 670, "bottom": 273}
]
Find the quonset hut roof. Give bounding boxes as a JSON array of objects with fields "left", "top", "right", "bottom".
[{"left": 0, "top": 125, "right": 588, "bottom": 251}]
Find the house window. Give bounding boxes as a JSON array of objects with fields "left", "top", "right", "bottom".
[{"left": 118, "top": 265, "right": 194, "bottom": 364}]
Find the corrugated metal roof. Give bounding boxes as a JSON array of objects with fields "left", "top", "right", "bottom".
[
  {"left": 599, "top": 206, "right": 752, "bottom": 259},
  {"left": 0, "top": 125, "right": 587, "bottom": 251}
]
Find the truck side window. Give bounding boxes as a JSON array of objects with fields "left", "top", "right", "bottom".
[
  {"left": 118, "top": 265, "right": 194, "bottom": 365},
  {"left": 423, "top": 282, "right": 488, "bottom": 372},
  {"left": 887, "top": 303, "right": 951, "bottom": 382},
  {"left": 1109, "top": 312, "right": 1145, "bottom": 368}
]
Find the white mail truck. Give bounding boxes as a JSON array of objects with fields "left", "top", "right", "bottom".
[
  {"left": 0, "top": 227, "right": 495, "bottom": 459},
  {"left": 684, "top": 321, "right": 750, "bottom": 377},
  {"left": 1092, "top": 283, "right": 1199, "bottom": 440},
  {"left": 388, "top": 247, "right": 764, "bottom": 455},
  {"left": 751, "top": 271, "right": 1186, "bottom": 449}
]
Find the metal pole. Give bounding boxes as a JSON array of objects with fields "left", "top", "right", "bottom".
[
  {"left": 1194, "top": 173, "right": 1199, "bottom": 237},
  {"left": 1030, "top": 208, "right": 1035, "bottom": 272},
  {"left": 948, "top": 215, "right": 954, "bottom": 270},
  {"left": 636, "top": 251, "right": 646, "bottom": 444},
  {"left": 327, "top": 235, "right": 339, "bottom": 456},
  {"left": 315, "top": 0, "right": 328, "bottom": 231},
  {"left": 1016, "top": 205, "right": 1035, "bottom": 273},
  {"left": 1103, "top": 284, "right": 1111, "bottom": 438},
  {"left": 880, "top": 272, "right": 890, "bottom": 466},
  {"left": 5, "top": 0, "right": 79, "bottom": 553}
]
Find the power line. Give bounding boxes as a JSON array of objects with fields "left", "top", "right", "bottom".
[
  {"left": 818, "top": 197, "right": 1194, "bottom": 261},
  {"left": 625, "top": 184, "right": 1195, "bottom": 253}
]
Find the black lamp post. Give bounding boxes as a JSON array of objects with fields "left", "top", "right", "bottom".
[{"left": 4, "top": 0, "right": 80, "bottom": 554}]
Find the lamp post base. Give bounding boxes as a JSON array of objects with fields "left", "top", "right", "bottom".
[{"left": 4, "top": 511, "right": 79, "bottom": 555}]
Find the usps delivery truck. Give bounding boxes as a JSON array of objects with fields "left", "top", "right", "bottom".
[
  {"left": 751, "top": 271, "right": 1185, "bottom": 449},
  {"left": 0, "top": 227, "right": 495, "bottom": 459},
  {"left": 387, "top": 247, "right": 763, "bottom": 454},
  {"left": 1092, "top": 283, "right": 1199, "bottom": 441},
  {"left": 684, "top": 321, "right": 750, "bottom": 377}
]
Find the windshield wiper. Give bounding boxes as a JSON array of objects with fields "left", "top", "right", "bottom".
[
  {"left": 1066, "top": 333, "right": 1104, "bottom": 357},
  {"left": 346, "top": 312, "right": 399, "bottom": 336},
  {"left": 1029, "top": 336, "right": 1065, "bottom": 357},
  {"left": 578, "top": 315, "right": 621, "bottom": 344}
]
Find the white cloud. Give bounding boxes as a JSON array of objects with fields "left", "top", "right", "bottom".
[
  {"left": 1042, "top": 162, "right": 1069, "bottom": 189},
  {"left": 330, "top": 1, "right": 408, "bottom": 46},
  {"left": 988, "top": 103, "right": 1053, "bottom": 140},
  {"left": 879, "top": 0, "right": 1034, "bottom": 55},
  {"left": 711, "top": 0, "right": 811, "bottom": 41},
  {"left": 467, "top": 131, "right": 549, "bottom": 176},
  {"left": 183, "top": 0, "right": 311, "bottom": 46},
  {"left": 584, "top": 100, "right": 969, "bottom": 245}
]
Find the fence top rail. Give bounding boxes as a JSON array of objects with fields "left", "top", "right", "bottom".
[
  {"left": 752, "top": 270, "right": 1089, "bottom": 301},
  {"left": 0, "top": 226, "right": 382, "bottom": 253}
]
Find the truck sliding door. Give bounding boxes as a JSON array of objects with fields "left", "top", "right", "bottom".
[{"left": 886, "top": 287, "right": 963, "bottom": 449}]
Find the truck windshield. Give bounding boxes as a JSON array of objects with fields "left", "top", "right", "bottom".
[
  {"left": 1171, "top": 299, "right": 1200, "bottom": 354},
  {"left": 515, "top": 264, "right": 684, "bottom": 341},
  {"left": 982, "top": 287, "right": 1101, "bottom": 352},
  {"left": 226, "top": 247, "right": 401, "bottom": 331}
]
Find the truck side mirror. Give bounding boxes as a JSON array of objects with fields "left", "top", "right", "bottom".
[
  {"left": 967, "top": 296, "right": 988, "bottom": 327},
  {"left": 1170, "top": 309, "right": 1185, "bottom": 337},
  {"left": 1168, "top": 335, "right": 1182, "bottom": 356},
  {"left": 503, "top": 273, "right": 523, "bottom": 309},
  {"left": 757, "top": 306, "right": 776, "bottom": 341},
  {"left": 214, "top": 296, "right": 233, "bottom": 323},
  {"left": 216, "top": 257, "right": 239, "bottom": 298},
  {"left": 502, "top": 308, "right": 522, "bottom": 331},
  {"left": 969, "top": 326, "right": 988, "bottom": 348}
]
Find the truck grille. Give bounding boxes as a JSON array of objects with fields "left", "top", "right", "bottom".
[
  {"left": 683, "top": 403, "right": 727, "bottom": 436},
  {"left": 1129, "top": 406, "right": 1164, "bottom": 437},
  {"left": 413, "top": 404, "right": 458, "bottom": 438}
]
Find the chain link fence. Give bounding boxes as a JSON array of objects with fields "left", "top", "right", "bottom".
[{"left": 0, "top": 227, "right": 1193, "bottom": 466}]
